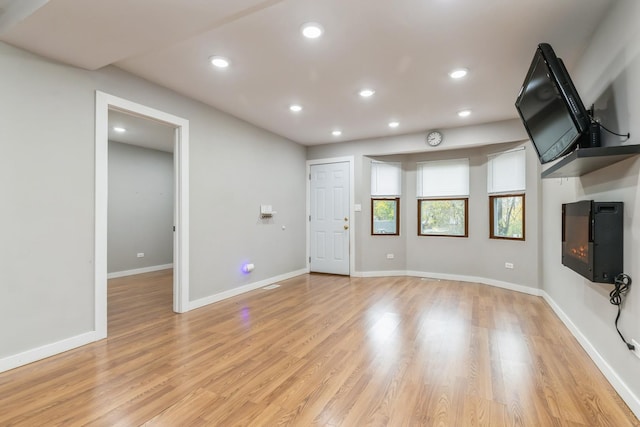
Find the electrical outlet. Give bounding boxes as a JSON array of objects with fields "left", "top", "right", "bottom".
[
  {"left": 386, "top": 253, "right": 395, "bottom": 259},
  {"left": 137, "top": 253, "right": 145, "bottom": 258},
  {"left": 505, "top": 262, "right": 514, "bottom": 269},
  {"left": 632, "top": 340, "right": 640, "bottom": 359}
]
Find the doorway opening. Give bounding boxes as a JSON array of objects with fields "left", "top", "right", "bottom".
[
  {"left": 107, "top": 110, "right": 175, "bottom": 277},
  {"left": 95, "top": 91, "right": 190, "bottom": 340}
]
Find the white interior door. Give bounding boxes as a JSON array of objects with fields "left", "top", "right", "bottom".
[{"left": 310, "top": 162, "right": 350, "bottom": 275}]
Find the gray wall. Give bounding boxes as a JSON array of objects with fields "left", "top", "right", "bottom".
[
  {"left": 0, "top": 41, "right": 306, "bottom": 359},
  {"left": 1, "top": 45, "right": 95, "bottom": 356},
  {"left": 307, "top": 122, "right": 540, "bottom": 290},
  {"left": 405, "top": 143, "right": 539, "bottom": 287},
  {"left": 108, "top": 141, "right": 173, "bottom": 274},
  {"left": 541, "top": 0, "right": 640, "bottom": 404}
]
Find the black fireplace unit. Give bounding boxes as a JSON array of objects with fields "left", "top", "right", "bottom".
[{"left": 562, "top": 200, "right": 623, "bottom": 283}]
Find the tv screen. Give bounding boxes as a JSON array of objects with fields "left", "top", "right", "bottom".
[{"left": 515, "top": 43, "right": 591, "bottom": 164}]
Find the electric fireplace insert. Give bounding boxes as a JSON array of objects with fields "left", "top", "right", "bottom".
[{"left": 562, "top": 200, "right": 623, "bottom": 283}]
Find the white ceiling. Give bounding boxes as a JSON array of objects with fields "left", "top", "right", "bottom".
[
  {"left": 108, "top": 110, "right": 175, "bottom": 153},
  {"left": 0, "top": 0, "right": 615, "bottom": 146}
]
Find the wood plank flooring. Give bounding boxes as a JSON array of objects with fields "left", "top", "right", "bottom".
[{"left": 0, "top": 271, "right": 638, "bottom": 426}]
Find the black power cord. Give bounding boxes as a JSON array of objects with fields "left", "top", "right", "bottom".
[
  {"left": 588, "top": 106, "right": 631, "bottom": 141},
  {"left": 609, "top": 273, "right": 635, "bottom": 351},
  {"left": 598, "top": 122, "right": 631, "bottom": 141}
]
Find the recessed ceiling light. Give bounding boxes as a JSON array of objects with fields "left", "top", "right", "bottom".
[
  {"left": 359, "top": 89, "right": 375, "bottom": 98},
  {"left": 210, "top": 56, "right": 230, "bottom": 68},
  {"left": 388, "top": 121, "right": 400, "bottom": 128},
  {"left": 332, "top": 130, "right": 342, "bottom": 136},
  {"left": 449, "top": 68, "right": 468, "bottom": 79},
  {"left": 289, "top": 104, "right": 303, "bottom": 112},
  {"left": 301, "top": 22, "right": 324, "bottom": 39},
  {"left": 458, "top": 109, "right": 472, "bottom": 117},
  {"left": 113, "top": 127, "right": 126, "bottom": 133}
]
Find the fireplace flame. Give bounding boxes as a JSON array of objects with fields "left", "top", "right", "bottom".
[{"left": 569, "top": 245, "right": 588, "bottom": 261}]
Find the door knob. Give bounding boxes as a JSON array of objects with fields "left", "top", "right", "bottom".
[
  {"left": 344, "top": 224, "right": 349, "bottom": 230},
  {"left": 344, "top": 217, "right": 349, "bottom": 221}
]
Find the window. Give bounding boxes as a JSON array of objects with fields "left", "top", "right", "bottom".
[
  {"left": 372, "top": 198, "right": 399, "bottom": 235},
  {"left": 418, "top": 199, "right": 468, "bottom": 237},
  {"left": 416, "top": 158, "right": 469, "bottom": 237},
  {"left": 490, "top": 194, "right": 525, "bottom": 240},
  {"left": 371, "top": 161, "right": 401, "bottom": 236},
  {"left": 487, "top": 147, "right": 526, "bottom": 240}
]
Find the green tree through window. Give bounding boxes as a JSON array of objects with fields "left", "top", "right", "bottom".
[
  {"left": 372, "top": 198, "right": 399, "bottom": 235},
  {"left": 490, "top": 194, "right": 525, "bottom": 240},
  {"left": 418, "top": 199, "right": 468, "bottom": 237}
]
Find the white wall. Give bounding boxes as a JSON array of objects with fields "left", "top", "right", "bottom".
[
  {"left": 108, "top": 141, "right": 173, "bottom": 274},
  {"left": 0, "top": 41, "right": 307, "bottom": 361},
  {"left": 541, "top": 0, "right": 640, "bottom": 413}
]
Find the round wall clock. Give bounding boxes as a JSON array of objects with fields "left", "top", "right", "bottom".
[{"left": 426, "top": 130, "right": 443, "bottom": 147}]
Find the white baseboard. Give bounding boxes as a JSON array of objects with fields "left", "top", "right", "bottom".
[
  {"left": 107, "top": 263, "right": 173, "bottom": 279},
  {"left": 354, "top": 270, "right": 541, "bottom": 296},
  {"left": 0, "top": 331, "right": 99, "bottom": 373},
  {"left": 353, "top": 270, "right": 407, "bottom": 278},
  {"left": 411, "top": 270, "right": 542, "bottom": 296},
  {"left": 541, "top": 291, "right": 640, "bottom": 419},
  {"left": 189, "top": 268, "right": 309, "bottom": 311}
]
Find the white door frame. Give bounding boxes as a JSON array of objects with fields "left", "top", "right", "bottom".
[
  {"left": 306, "top": 156, "right": 355, "bottom": 276},
  {"left": 94, "top": 91, "right": 190, "bottom": 339}
]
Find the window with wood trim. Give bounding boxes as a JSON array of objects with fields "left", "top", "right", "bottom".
[
  {"left": 371, "top": 160, "right": 401, "bottom": 236},
  {"left": 416, "top": 158, "right": 469, "bottom": 238},
  {"left": 490, "top": 194, "right": 525, "bottom": 240},
  {"left": 418, "top": 198, "right": 468, "bottom": 237},
  {"left": 372, "top": 198, "right": 399, "bottom": 235}
]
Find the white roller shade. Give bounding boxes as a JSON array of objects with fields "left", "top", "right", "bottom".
[
  {"left": 487, "top": 147, "right": 526, "bottom": 194},
  {"left": 417, "top": 158, "right": 469, "bottom": 197},
  {"left": 371, "top": 161, "right": 401, "bottom": 196}
]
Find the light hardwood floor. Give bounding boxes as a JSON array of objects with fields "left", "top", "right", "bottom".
[{"left": 0, "top": 270, "right": 638, "bottom": 426}]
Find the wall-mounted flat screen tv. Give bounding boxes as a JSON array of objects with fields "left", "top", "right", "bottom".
[{"left": 515, "top": 43, "right": 592, "bottom": 164}]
